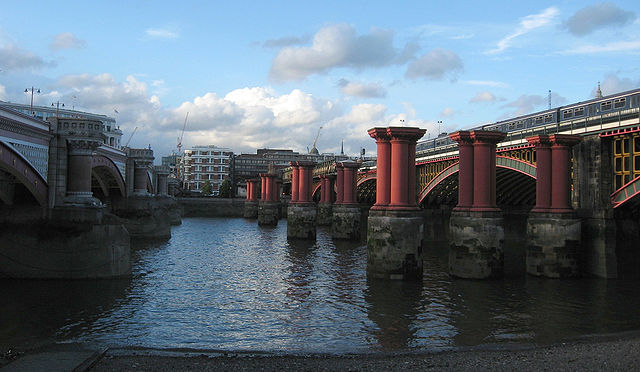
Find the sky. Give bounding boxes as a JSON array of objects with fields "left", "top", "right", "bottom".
[{"left": 0, "top": 1, "right": 639, "bottom": 160}]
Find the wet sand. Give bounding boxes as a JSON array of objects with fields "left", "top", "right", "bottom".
[{"left": 89, "top": 332, "right": 640, "bottom": 371}]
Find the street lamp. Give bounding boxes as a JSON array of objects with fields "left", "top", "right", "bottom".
[
  {"left": 24, "top": 86, "right": 41, "bottom": 115},
  {"left": 51, "top": 101, "right": 65, "bottom": 117}
]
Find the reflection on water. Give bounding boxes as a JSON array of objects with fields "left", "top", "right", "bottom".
[{"left": 2, "top": 217, "right": 640, "bottom": 353}]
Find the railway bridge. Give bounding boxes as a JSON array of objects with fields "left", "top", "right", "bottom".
[
  {"left": 271, "top": 90, "right": 640, "bottom": 280},
  {"left": 0, "top": 106, "right": 180, "bottom": 278}
]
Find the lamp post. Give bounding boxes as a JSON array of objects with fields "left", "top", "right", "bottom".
[
  {"left": 24, "top": 86, "right": 41, "bottom": 115},
  {"left": 437, "top": 120, "right": 443, "bottom": 136},
  {"left": 51, "top": 101, "right": 65, "bottom": 117}
]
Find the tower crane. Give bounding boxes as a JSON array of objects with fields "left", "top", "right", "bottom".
[
  {"left": 310, "top": 126, "right": 322, "bottom": 154},
  {"left": 124, "top": 126, "right": 138, "bottom": 147},
  {"left": 177, "top": 112, "right": 189, "bottom": 154}
]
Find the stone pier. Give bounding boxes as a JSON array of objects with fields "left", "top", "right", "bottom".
[
  {"left": 258, "top": 173, "right": 280, "bottom": 226},
  {"left": 449, "top": 130, "right": 506, "bottom": 279},
  {"left": 113, "top": 148, "right": 171, "bottom": 239},
  {"left": 367, "top": 127, "right": 426, "bottom": 280},
  {"left": 287, "top": 161, "right": 316, "bottom": 238},
  {"left": 332, "top": 161, "right": 361, "bottom": 240},
  {"left": 317, "top": 175, "right": 334, "bottom": 226},
  {"left": 244, "top": 178, "right": 259, "bottom": 219},
  {"left": 0, "top": 117, "right": 130, "bottom": 279},
  {"left": 155, "top": 165, "right": 182, "bottom": 226},
  {"left": 526, "top": 134, "right": 582, "bottom": 278}
]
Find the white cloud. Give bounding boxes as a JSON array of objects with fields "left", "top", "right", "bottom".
[
  {"left": 269, "top": 24, "right": 416, "bottom": 81},
  {"left": 262, "top": 35, "right": 309, "bottom": 48},
  {"left": 0, "top": 84, "right": 6, "bottom": 100},
  {"left": 50, "top": 32, "right": 87, "bottom": 51},
  {"left": 565, "top": 3, "right": 636, "bottom": 36},
  {"left": 0, "top": 43, "right": 55, "bottom": 71},
  {"left": 486, "top": 7, "right": 559, "bottom": 55},
  {"left": 499, "top": 93, "right": 567, "bottom": 117},
  {"left": 145, "top": 28, "right": 179, "bottom": 39},
  {"left": 405, "top": 49, "right": 463, "bottom": 80},
  {"left": 338, "top": 79, "right": 386, "bottom": 98},
  {"left": 563, "top": 40, "right": 640, "bottom": 54},
  {"left": 470, "top": 91, "right": 501, "bottom": 103}
]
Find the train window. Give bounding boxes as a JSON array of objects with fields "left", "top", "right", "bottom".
[
  {"left": 574, "top": 107, "right": 584, "bottom": 116},
  {"left": 563, "top": 110, "right": 573, "bottom": 119},
  {"left": 535, "top": 117, "right": 543, "bottom": 124},
  {"left": 614, "top": 98, "right": 626, "bottom": 109},
  {"left": 544, "top": 114, "right": 553, "bottom": 123},
  {"left": 601, "top": 101, "right": 612, "bottom": 111},
  {"left": 516, "top": 121, "right": 523, "bottom": 129},
  {"left": 509, "top": 123, "right": 515, "bottom": 130}
]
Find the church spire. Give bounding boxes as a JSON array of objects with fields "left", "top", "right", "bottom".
[{"left": 340, "top": 140, "right": 344, "bottom": 156}]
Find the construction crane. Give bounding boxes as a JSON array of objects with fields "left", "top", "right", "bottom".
[
  {"left": 309, "top": 126, "right": 322, "bottom": 154},
  {"left": 124, "top": 126, "right": 137, "bottom": 147},
  {"left": 177, "top": 112, "right": 189, "bottom": 154}
]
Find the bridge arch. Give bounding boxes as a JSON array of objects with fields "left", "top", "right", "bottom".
[
  {"left": 611, "top": 175, "right": 640, "bottom": 209},
  {"left": 0, "top": 140, "right": 47, "bottom": 206},
  {"left": 419, "top": 156, "right": 537, "bottom": 207},
  {"left": 356, "top": 173, "right": 376, "bottom": 204},
  {"left": 91, "top": 155, "right": 126, "bottom": 198}
]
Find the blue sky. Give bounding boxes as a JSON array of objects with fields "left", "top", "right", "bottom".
[{"left": 0, "top": 1, "right": 638, "bottom": 159}]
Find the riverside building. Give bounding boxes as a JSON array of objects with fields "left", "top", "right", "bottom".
[{"left": 182, "top": 145, "right": 233, "bottom": 195}]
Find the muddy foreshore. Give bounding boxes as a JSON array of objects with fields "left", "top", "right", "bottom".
[{"left": 85, "top": 331, "right": 640, "bottom": 371}]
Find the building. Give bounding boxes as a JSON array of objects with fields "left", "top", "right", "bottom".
[
  {"left": 182, "top": 145, "right": 233, "bottom": 195},
  {"left": 0, "top": 101, "right": 123, "bottom": 150}
]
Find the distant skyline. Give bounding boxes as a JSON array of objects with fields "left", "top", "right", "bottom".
[{"left": 0, "top": 1, "right": 638, "bottom": 159}]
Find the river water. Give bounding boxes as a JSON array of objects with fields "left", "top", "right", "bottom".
[{"left": 2, "top": 217, "right": 640, "bottom": 353}]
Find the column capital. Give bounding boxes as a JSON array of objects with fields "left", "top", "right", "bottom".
[
  {"left": 550, "top": 134, "right": 581, "bottom": 147},
  {"left": 470, "top": 130, "right": 506, "bottom": 144},
  {"left": 339, "top": 161, "right": 360, "bottom": 169},
  {"left": 368, "top": 127, "right": 391, "bottom": 141},
  {"left": 386, "top": 126, "right": 427, "bottom": 142},
  {"left": 449, "top": 130, "right": 473, "bottom": 144},
  {"left": 526, "top": 135, "right": 552, "bottom": 147}
]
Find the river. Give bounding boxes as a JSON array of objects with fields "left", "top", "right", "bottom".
[{"left": 2, "top": 217, "right": 640, "bottom": 353}]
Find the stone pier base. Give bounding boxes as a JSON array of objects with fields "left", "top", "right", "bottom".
[
  {"left": 332, "top": 204, "right": 361, "bottom": 240},
  {"left": 0, "top": 206, "right": 130, "bottom": 278},
  {"left": 112, "top": 195, "right": 171, "bottom": 240},
  {"left": 526, "top": 212, "right": 581, "bottom": 278},
  {"left": 244, "top": 200, "right": 258, "bottom": 219},
  {"left": 258, "top": 201, "right": 280, "bottom": 226},
  {"left": 317, "top": 203, "right": 333, "bottom": 226},
  {"left": 449, "top": 210, "right": 504, "bottom": 279},
  {"left": 367, "top": 209, "right": 424, "bottom": 280},
  {"left": 287, "top": 203, "right": 316, "bottom": 239}
]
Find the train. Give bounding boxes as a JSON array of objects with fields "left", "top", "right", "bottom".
[{"left": 416, "top": 87, "right": 640, "bottom": 158}]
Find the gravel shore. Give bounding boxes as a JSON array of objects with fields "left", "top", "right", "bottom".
[{"left": 90, "top": 332, "right": 640, "bottom": 371}]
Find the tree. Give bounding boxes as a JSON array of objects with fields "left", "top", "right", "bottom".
[
  {"left": 201, "top": 180, "right": 212, "bottom": 196},
  {"left": 219, "top": 178, "right": 232, "bottom": 198}
]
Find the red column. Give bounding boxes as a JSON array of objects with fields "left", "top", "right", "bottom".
[
  {"left": 273, "top": 179, "right": 281, "bottom": 202},
  {"left": 246, "top": 181, "right": 251, "bottom": 200},
  {"left": 526, "top": 135, "right": 552, "bottom": 212},
  {"left": 320, "top": 176, "right": 328, "bottom": 203},
  {"left": 296, "top": 161, "right": 314, "bottom": 203},
  {"left": 253, "top": 179, "right": 258, "bottom": 201},
  {"left": 549, "top": 134, "right": 581, "bottom": 213},
  {"left": 340, "top": 162, "right": 359, "bottom": 204},
  {"left": 260, "top": 175, "right": 267, "bottom": 201},
  {"left": 470, "top": 131, "right": 505, "bottom": 211},
  {"left": 368, "top": 128, "right": 391, "bottom": 208},
  {"left": 387, "top": 127, "right": 426, "bottom": 209},
  {"left": 327, "top": 175, "right": 335, "bottom": 203},
  {"left": 450, "top": 131, "right": 473, "bottom": 210},
  {"left": 290, "top": 163, "right": 299, "bottom": 203},
  {"left": 335, "top": 163, "right": 344, "bottom": 204}
]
